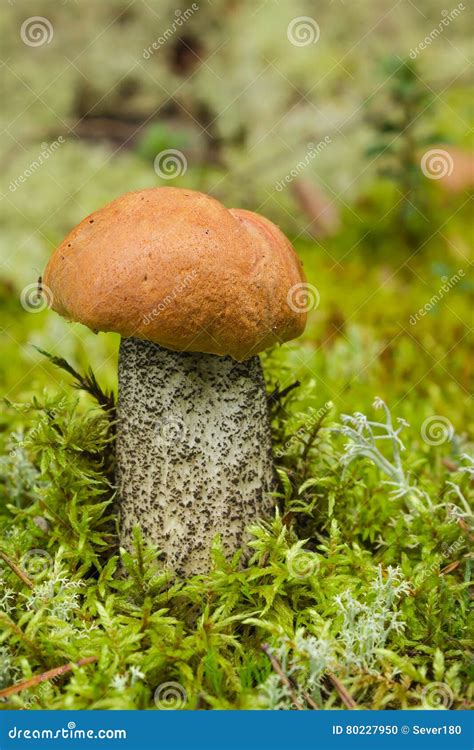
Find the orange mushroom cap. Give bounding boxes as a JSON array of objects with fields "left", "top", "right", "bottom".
[{"left": 44, "top": 187, "right": 307, "bottom": 360}]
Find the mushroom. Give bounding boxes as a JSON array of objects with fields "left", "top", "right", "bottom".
[{"left": 43, "top": 187, "right": 307, "bottom": 575}]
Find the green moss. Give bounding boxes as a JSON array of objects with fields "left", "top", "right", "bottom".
[
  {"left": 0, "top": 0, "right": 472, "bottom": 712},
  {"left": 0, "top": 252, "right": 472, "bottom": 709}
]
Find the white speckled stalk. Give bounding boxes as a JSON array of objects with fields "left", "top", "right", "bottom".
[{"left": 116, "top": 337, "right": 276, "bottom": 576}]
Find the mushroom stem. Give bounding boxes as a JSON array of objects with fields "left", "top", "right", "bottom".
[{"left": 116, "top": 337, "right": 276, "bottom": 576}]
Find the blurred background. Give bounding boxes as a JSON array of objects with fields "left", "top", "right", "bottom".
[{"left": 1, "top": 0, "right": 472, "bottom": 432}]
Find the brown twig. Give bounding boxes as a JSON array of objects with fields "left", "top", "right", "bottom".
[
  {"left": 442, "top": 458, "right": 459, "bottom": 472},
  {"left": 0, "top": 549, "right": 34, "bottom": 589},
  {"left": 327, "top": 671, "right": 357, "bottom": 709},
  {"left": 291, "top": 178, "right": 341, "bottom": 239},
  {"left": 0, "top": 656, "right": 98, "bottom": 700},
  {"left": 440, "top": 560, "right": 460, "bottom": 575},
  {"left": 457, "top": 517, "right": 474, "bottom": 542},
  {"left": 261, "top": 643, "right": 306, "bottom": 710},
  {"left": 0, "top": 614, "right": 46, "bottom": 667},
  {"left": 301, "top": 689, "right": 320, "bottom": 710}
]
